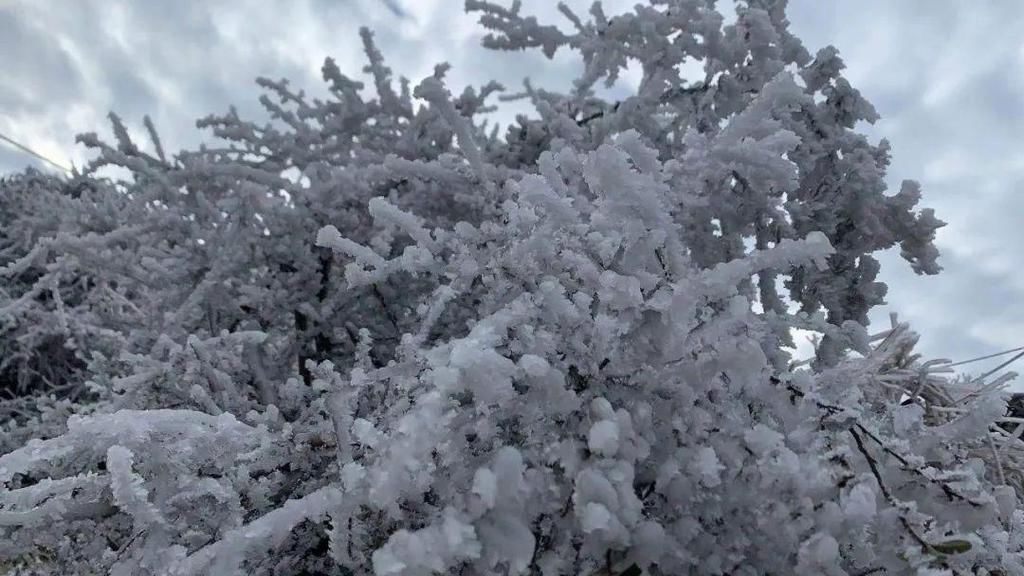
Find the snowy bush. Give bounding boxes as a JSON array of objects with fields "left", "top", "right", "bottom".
[{"left": 1, "top": 1, "right": 1021, "bottom": 574}]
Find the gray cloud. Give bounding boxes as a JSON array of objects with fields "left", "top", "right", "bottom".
[
  {"left": 787, "top": 0, "right": 1024, "bottom": 377},
  {"left": 0, "top": 0, "right": 593, "bottom": 172}
]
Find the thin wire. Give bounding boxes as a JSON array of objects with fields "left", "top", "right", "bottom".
[
  {"left": 941, "top": 345, "right": 1024, "bottom": 368},
  {"left": 0, "top": 131, "right": 72, "bottom": 174},
  {"left": 975, "top": 350, "right": 1024, "bottom": 384}
]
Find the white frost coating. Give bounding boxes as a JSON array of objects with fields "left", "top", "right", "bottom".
[
  {"left": 316, "top": 224, "right": 386, "bottom": 267},
  {"left": 744, "top": 424, "right": 785, "bottom": 457},
  {"left": 841, "top": 482, "right": 877, "bottom": 525},
  {"left": 472, "top": 467, "right": 498, "bottom": 510},
  {"left": 367, "top": 197, "right": 437, "bottom": 252},
  {"left": 317, "top": 221, "right": 437, "bottom": 287},
  {"left": 588, "top": 420, "right": 620, "bottom": 458},
  {"left": 796, "top": 533, "right": 841, "bottom": 574},
  {"left": 0, "top": 1, "right": 995, "bottom": 575},
  {"left": 172, "top": 485, "right": 344, "bottom": 576},
  {"left": 580, "top": 502, "right": 613, "bottom": 534},
  {"left": 371, "top": 508, "right": 482, "bottom": 576},
  {"left": 352, "top": 417, "right": 383, "bottom": 448},
  {"left": 517, "top": 353, "right": 549, "bottom": 377},
  {"left": 414, "top": 76, "right": 486, "bottom": 180},
  {"left": 690, "top": 446, "right": 724, "bottom": 488},
  {"left": 106, "top": 445, "right": 166, "bottom": 529}
]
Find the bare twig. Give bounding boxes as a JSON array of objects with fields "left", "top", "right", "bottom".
[{"left": 850, "top": 427, "right": 933, "bottom": 553}]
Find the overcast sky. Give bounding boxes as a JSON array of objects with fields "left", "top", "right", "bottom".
[{"left": 1, "top": 0, "right": 1021, "bottom": 377}]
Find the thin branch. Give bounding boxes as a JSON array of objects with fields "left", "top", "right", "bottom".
[
  {"left": 774, "top": 376, "right": 982, "bottom": 505},
  {"left": 849, "top": 427, "right": 933, "bottom": 553}
]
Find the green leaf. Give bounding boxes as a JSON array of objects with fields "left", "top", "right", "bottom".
[{"left": 931, "top": 539, "right": 972, "bottom": 555}]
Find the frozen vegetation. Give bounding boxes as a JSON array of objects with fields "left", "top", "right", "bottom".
[{"left": 0, "top": 1, "right": 1021, "bottom": 574}]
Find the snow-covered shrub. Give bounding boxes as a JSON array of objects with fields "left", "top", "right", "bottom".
[
  {"left": 1, "top": 1, "right": 1020, "bottom": 574},
  {"left": 0, "top": 171, "right": 126, "bottom": 401}
]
